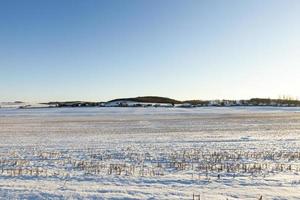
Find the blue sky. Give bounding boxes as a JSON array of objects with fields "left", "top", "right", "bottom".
[{"left": 0, "top": 0, "right": 299, "bottom": 102}]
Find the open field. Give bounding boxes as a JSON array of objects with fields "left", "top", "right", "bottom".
[{"left": 1, "top": 107, "right": 300, "bottom": 199}]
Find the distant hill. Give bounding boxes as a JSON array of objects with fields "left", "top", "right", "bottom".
[
  {"left": 36, "top": 96, "right": 300, "bottom": 108},
  {"left": 108, "top": 96, "right": 182, "bottom": 104}
]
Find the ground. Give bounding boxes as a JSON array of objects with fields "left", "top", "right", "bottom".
[{"left": 1, "top": 107, "right": 300, "bottom": 199}]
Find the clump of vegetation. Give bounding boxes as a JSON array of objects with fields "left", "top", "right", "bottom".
[
  {"left": 249, "top": 98, "right": 300, "bottom": 106},
  {"left": 182, "top": 100, "right": 210, "bottom": 106},
  {"left": 1, "top": 147, "right": 300, "bottom": 180}
]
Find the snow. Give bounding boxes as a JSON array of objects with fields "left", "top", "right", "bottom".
[
  {"left": 0, "top": 102, "right": 50, "bottom": 109},
  {"left": 1, "top": 107, "right": 300, "bottom": 199}
]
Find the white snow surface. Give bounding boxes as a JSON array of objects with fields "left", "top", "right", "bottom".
[
  {"left": 0, "top": 102, "right": 50, "bottom": 108},
  {"left": 1, "top": 107, "right": 300, "bottom": 199}
]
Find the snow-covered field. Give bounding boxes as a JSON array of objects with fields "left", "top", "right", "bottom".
[{"left": 1, "top": 107, "right": 300, "bottom": 199}]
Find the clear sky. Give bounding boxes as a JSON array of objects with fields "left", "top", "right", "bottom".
[{"left": 1, "top": 0, "right": 299, "bottom": 102}]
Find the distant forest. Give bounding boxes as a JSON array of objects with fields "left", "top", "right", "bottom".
[{"left": 45, "top": 96, "right": 300, "bottom": 107}]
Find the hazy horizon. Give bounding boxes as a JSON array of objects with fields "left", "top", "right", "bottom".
[{"left": 1, "top": 0, "right": 299, "bottom": 102}]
